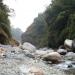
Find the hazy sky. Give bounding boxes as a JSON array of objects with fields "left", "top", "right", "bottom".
[{"left": 4, "top": 0, "right": 51, "bottom": 32}]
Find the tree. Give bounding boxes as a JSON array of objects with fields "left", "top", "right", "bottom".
[
  {"left": 45, "top": 0, "right": 75, "bottom": 48},
  {"left": 0, "top": 0, "right": 11, "bottom": 44}
]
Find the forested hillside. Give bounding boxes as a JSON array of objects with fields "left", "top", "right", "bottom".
[
  {"left": 22, "top": 0, "right": 75, "bottom": 48},
  {"left": 0, "top": 0, "right": 11, "bottom": 44},
  {"left": 22, "top": 14, "right": 49, "bottom": 48}
]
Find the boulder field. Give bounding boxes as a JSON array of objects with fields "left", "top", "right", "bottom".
[{"left": 0, "top": 39, "right": 75, "bottom": 75}]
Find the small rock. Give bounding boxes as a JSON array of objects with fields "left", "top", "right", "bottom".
[
  {"left": 57, "top": 49, "right": 67, "bottom": 55},
  {"left": 68, "top": 64, "right": 73, "bottom": 68},
  {"left": 35, "top": 50, "right": 54, "bottom": 58},
  {"left": 65, "top": 52, "right": 75, "bottom": 61},
  {"left": 28, "top": 67, "right": 44, "bottom": 75}
]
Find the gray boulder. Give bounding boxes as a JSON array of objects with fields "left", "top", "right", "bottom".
[
  {"left": 22, "top": 42, "right": 36, "bottom": 52},
  {"left": 64, "top": 39, "right": 73, "bottom": 51},
  {"left": 42, "top": 52, "right": 62, "bottom": 64},
  {"left": 64, "top": 39, "right": 73, "bottom": 48}
]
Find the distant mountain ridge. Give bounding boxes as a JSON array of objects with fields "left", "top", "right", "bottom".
[{"left": 11, "top": 27, "right": 23, "bottom": 42}]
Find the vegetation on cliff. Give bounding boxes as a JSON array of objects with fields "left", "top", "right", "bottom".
[
  {"left": 22, "top": 0, "right": 75, "bottom": 48},
  {"left": 0, "top": 0, "right": 11, "bottom": 44}
]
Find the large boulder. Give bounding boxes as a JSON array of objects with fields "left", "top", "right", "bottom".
[
  {"left": 64, "top": 39, "right": 73, "bottom": 51},
  {"left": 64, "top": 39, "right": 75, "bottom": 52},
  {"left": 22, "top": 42, "right": 36, "bottom": 52},
  {"left": 64, "top": 39, "right": 73, "bottom": 47},
  {"left": 42, "top": 52, "right": 62, "bottom": 64}
]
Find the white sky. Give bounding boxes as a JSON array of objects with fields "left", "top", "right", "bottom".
[{"left": 4, "top": 0, "right": 51, "bottom": 32}]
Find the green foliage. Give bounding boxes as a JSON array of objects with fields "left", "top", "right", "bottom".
[
  {"left": 22, "top": 14, "right": 49, "bottom": 48},
  {"left": 45, "top": 0, "right": 75, "bottom": 48},
  {"left": 0, "top": 0, "right": 11, "bottom": 44},
  {"left": 22, "top": 0, "right": 75, "bottom": 48}
]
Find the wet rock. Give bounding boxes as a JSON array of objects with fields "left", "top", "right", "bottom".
[
  {"left": 57, "top": 49, "right": 67, "bottom": 55},
  {"left": 22, "top": 42, "right": 36, "bottom": 52},
  {"left": 42, "top": 52, "right": 62, "bottom": 64},
  {"left": 68, "top": 64, "right": 73, "bottom": 68},
  {"left": 65, "top": 52, "right": 75, "bottom": 61}
]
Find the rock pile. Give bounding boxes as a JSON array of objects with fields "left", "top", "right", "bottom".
[{"left": 0, "top": 40, "right": 75, "bottom": 75}]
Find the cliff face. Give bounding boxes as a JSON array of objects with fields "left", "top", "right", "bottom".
[
  {"left": 21, "top": 14, "right": 49, "bottom": 48},
  {"left": 22, "top": 0, "right": 75, "bottom": 48}
]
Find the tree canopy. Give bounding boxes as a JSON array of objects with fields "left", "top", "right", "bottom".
[
  {"left": 22, "top": 0, "right": 75, "bottom": 48},
  {"left": 0, "top": 0, "right": 11, "bottom": 44}
]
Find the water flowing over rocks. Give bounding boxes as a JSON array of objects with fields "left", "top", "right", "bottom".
[{"left": 0, "top": 42, "right": 75, "bottom": 75}]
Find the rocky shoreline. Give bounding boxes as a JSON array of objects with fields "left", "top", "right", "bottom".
[{"left": 0, "top": 40, "right": 75, "bottom": 75}]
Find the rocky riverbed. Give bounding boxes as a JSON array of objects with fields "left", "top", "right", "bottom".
[{"left": 0, "top": 42, "right": 75, "bottom": 75}]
